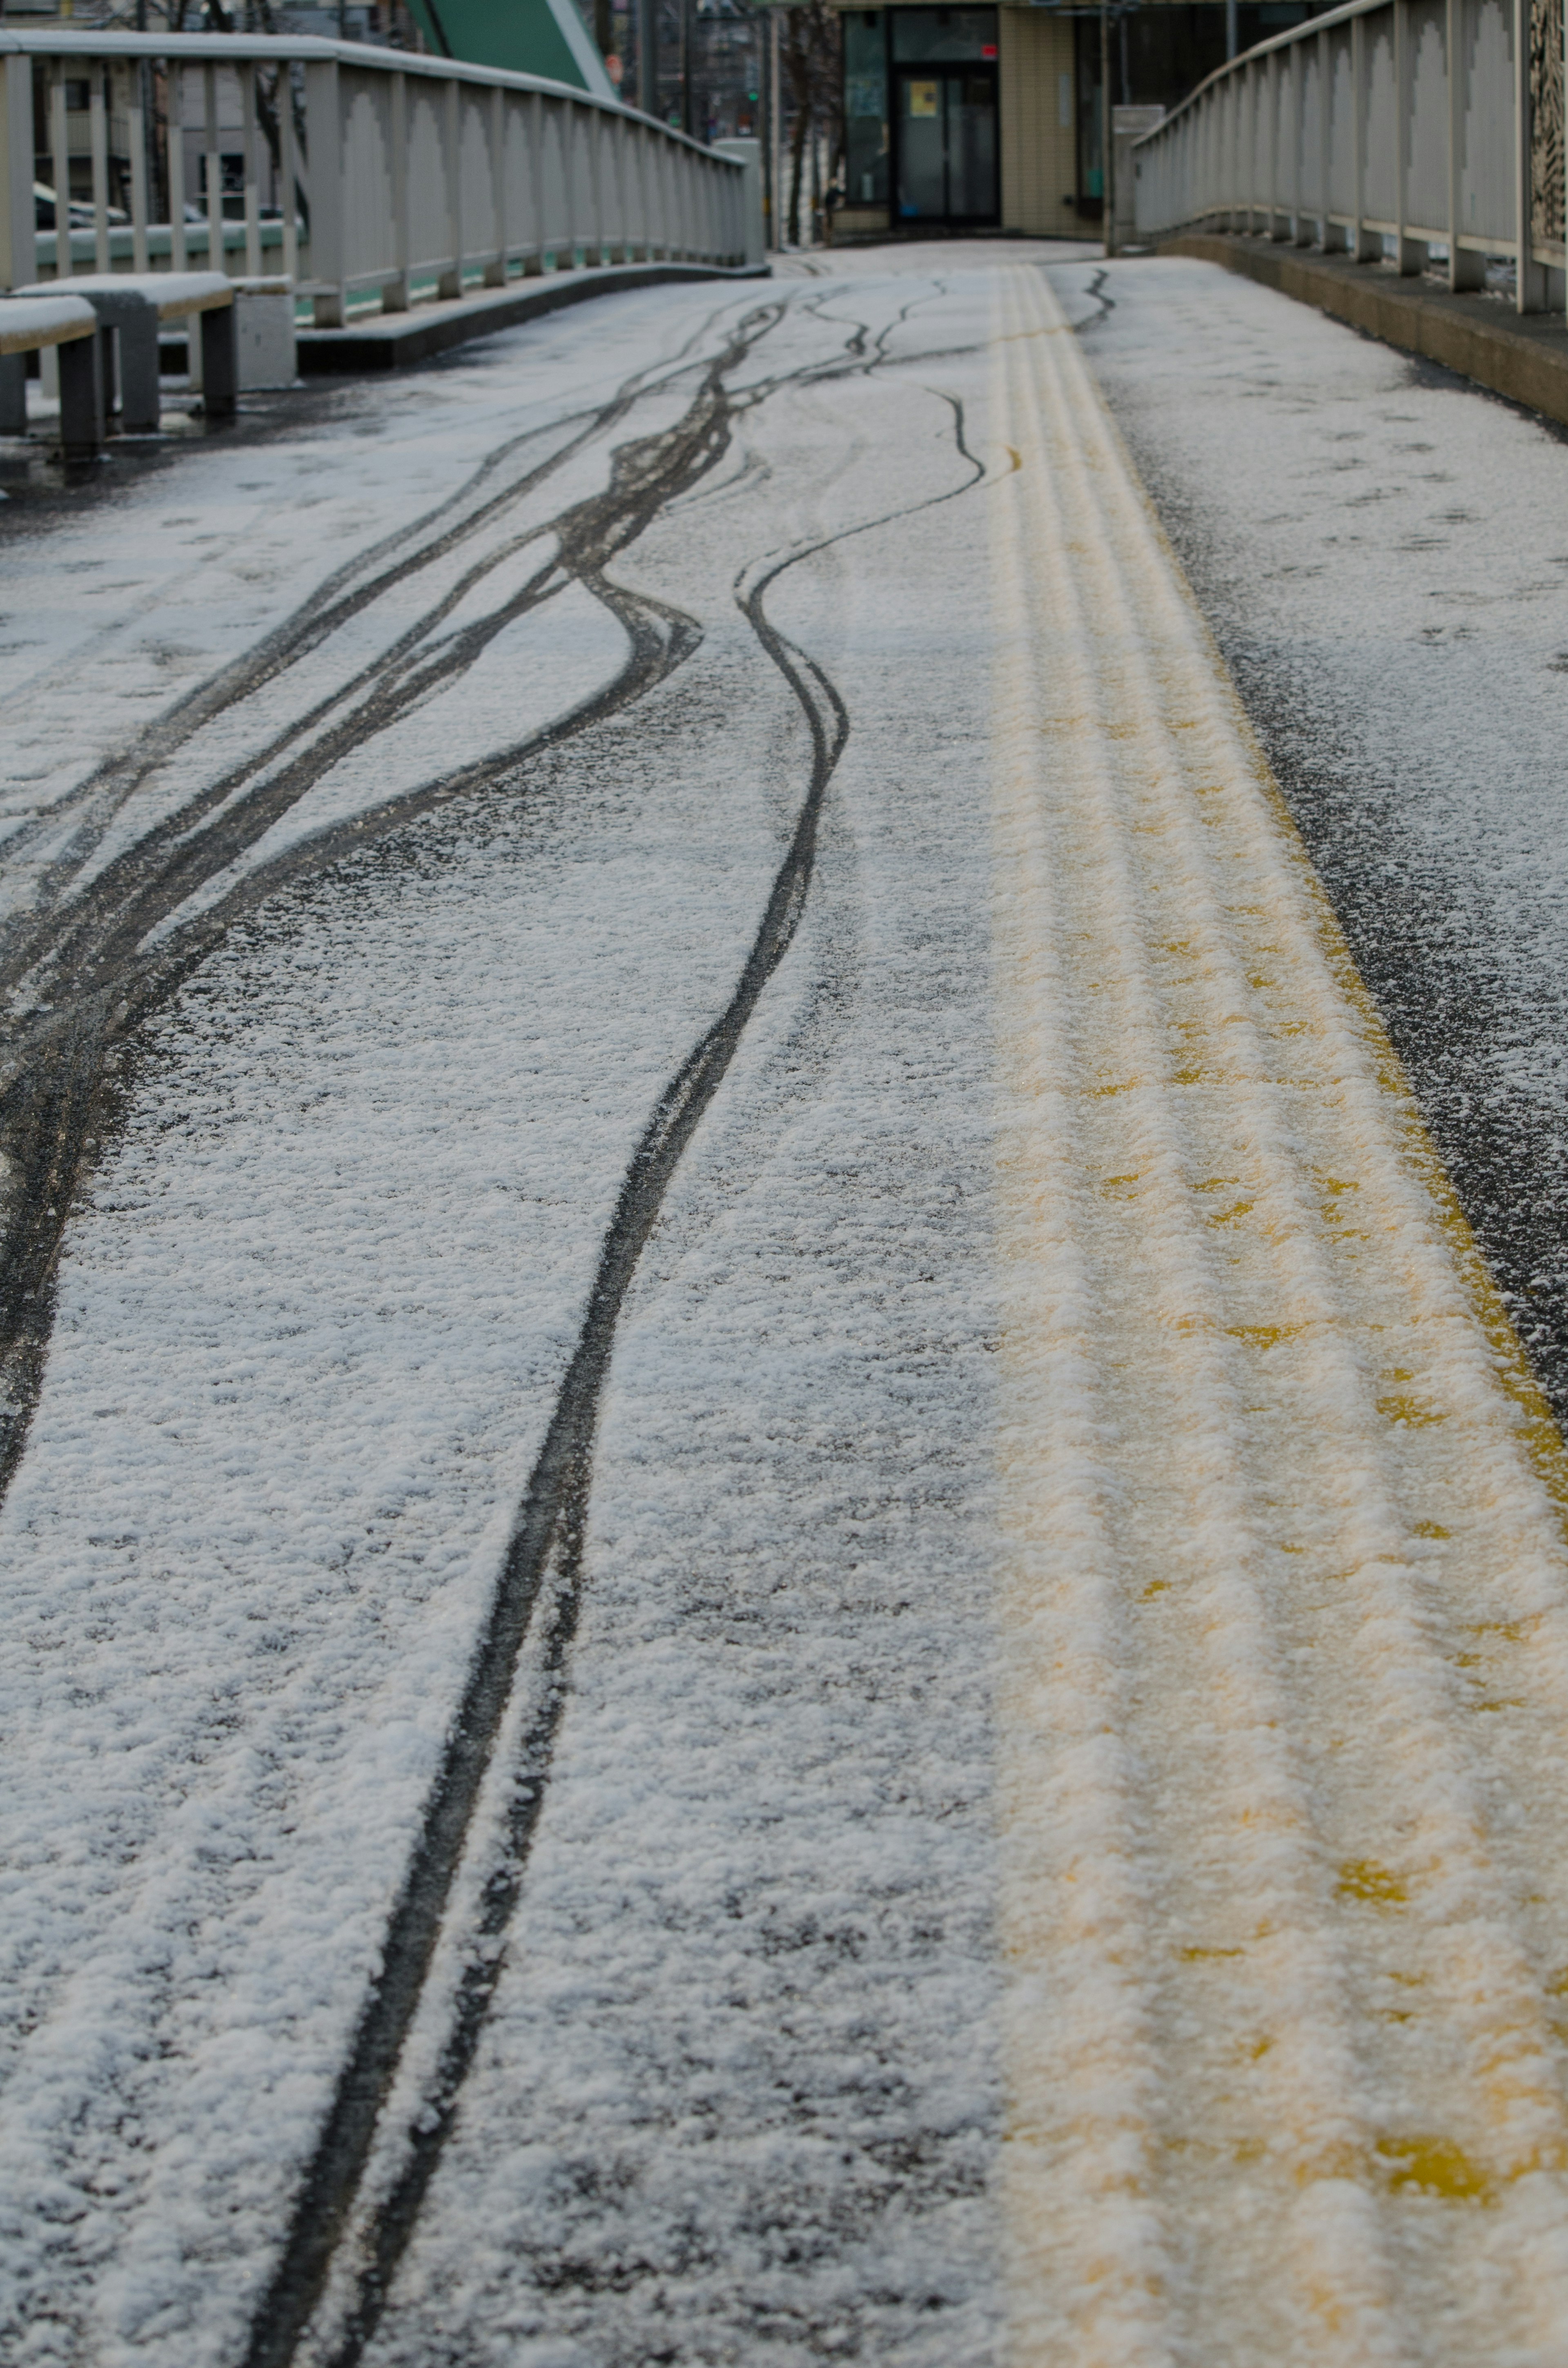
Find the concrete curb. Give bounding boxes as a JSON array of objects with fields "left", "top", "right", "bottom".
[
  {"left": 1156, "top": 232, "right": 1568, "bottom": 433},
  {"left": 296, "top": 261, "right": 772, "bottom": 374}
]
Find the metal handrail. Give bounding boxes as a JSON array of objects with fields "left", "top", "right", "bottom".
[
  {"left": 0, "top": 29, "right": 758, "bottom": 323},
  {"left": 1131, "top": 0, "right": 1560, "bottom": 317}
]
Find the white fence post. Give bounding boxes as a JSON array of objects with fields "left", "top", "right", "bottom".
[
  {"left": 1516, "top": 0, "right": 1547, "bottom": 305},
  {"left": 387, "top": 68, "right": 410, "bottom": 309},
  {"left": 126, "top": 61, "right": 151, "bottom": 274},
  {"left": 204, "top": 62, "right": 224, "bottom": 277},
  {"left": 440, "top": 76, "right": 462, "bottom": 298},
  {"left": 1448, "top": 0, "right": 1483, "bottom": 285},
  {"left": 558, "top": 100, "right": 577, "bottom": 267},
  {"left": 526, "top": 87, "right": 546, "bottom": 274},
  {"left": 278, "top": 63, "right": 298, "bottom": 284},
  {"left": 1320, "top": 24, "right": 1337, "bottom": 246},
  {"left": 306, "top": 56, "right": 345, "bottom": 325},
  {"left": 486, "top": 83, "right": 506, "bottom": 285},
  {"left": 168, "top": 61, "right": 188, "bottom": 272},
  {"left": 0, "top": 51, "right": 30, "bottom": 290},
  {"left": 49, "top": 61, "right": 70, "bottom": 279},
  {"left": 241, "top": 62, "right": 262, "bottom": 277},
  {"left": 89, "top": 65, "right": 111, "bottom": 272}
]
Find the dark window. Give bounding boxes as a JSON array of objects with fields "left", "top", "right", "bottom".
[
  {"left": 198, "top": 152, "right": 247, "bottom": 198},
  {"left": 845, "top": 9, "right": 889, "bottom": 206},
  {"left": 889, "top": 8, "right": 997, "bottom": 64}
]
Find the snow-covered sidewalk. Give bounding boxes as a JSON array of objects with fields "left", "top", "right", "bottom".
[{"left": 4, "top": 248, "right": 1568, "bottom": 2368}]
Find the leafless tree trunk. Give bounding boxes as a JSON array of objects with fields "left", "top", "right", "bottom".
[{"left": 779, "top": 0, "right": 838, "bottom": 245}]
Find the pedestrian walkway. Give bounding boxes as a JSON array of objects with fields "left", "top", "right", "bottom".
[{"left": 4, "top": 249, "right": 1568, "bottom": 2368}]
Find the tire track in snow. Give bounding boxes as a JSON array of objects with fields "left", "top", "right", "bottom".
[
  {"left": 0, "top": 276, "right": 985, "bottom": 2359},
  {"left": 0, "top": 295, "right": 751, "bottom": 954},
  {"left": 239, "top": 381, "right": 989, "bottom": 2368},
  {"left": 0, "top": 284, "right": 956, "bottom": 1505},
  {"left": 0, "top": 304, "right": 795, "bottom": 1502}
]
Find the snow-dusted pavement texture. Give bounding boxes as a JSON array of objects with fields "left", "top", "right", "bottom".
[
  {"left": 6, "top": 243, "right": 1568, "bottom": 2368},
  {"left": 1052, "top": 252, "right": 1568, "bottom": 1428}
]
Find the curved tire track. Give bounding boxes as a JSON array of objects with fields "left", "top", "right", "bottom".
[
  {"left": 0, "top": 295, "right": 754, "bottom": 959},
  {"left": 0, "top": 275, "right": 985, "bottom": 2364},
  {"left": 0, "top": 305, "right": 788, "bottom": 1500},
  {"left": 243, "top": 386, "right": 988, "bottom": 2368}
]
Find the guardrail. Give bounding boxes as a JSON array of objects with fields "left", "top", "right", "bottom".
[
  {"left": 1132, "top": 0, "right": 1566, "bottom": 315},
  {"left": 0, "top": 30, "right": 757, "bottom": 330}
]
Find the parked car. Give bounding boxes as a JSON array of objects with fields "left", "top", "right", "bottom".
[{"left": 33, "top": 181, "right": 130, "bottom": 230}]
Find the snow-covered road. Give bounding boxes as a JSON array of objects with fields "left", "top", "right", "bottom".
[{"left": 6, "top": 246, "right": 1568, "bottom": 2368}]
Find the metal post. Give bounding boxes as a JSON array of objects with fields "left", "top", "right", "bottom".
[
  {"left": 278, "top": 62, "right": 298, "bottom": 282},
  {"left": 305, "top": 56, "right": 345, "bottom": 323},
  {"left": 388, "top": 69, "right": 410, "bottom": 305},
  {"left": 486, "top": 83, "right": 507, "bottom": 281},
  {"left": 1516, "top": 0, "right": 1546, "bottom": 306},
  {"left": 169, "top": 61, "right": 188, "bottom": 271},
  {"left": 89, "top": 64, "right": 111, "bottom": 271},
  {"left": 443, "top": 78, "right": 464, "bottom": 296},
  {"left": 771, "top": 7, "right": 781, "bottom": 244},
  {"left": 1268, "top": 49, "right": 1282, "bottom": 236},
  {"left": 527, "top": 87, "right": 546, "bottom": 271},
  {"left": 58, "top": 325, "right": 105, "bottom": 459},
  {"left": 558, "top": 100, "right": 576, "bottom": 265},
  {"left": 50, "top": 63, "right": 72, "bottom": 279},
  {"left": 1352, "top": 8, "right": 1376, "bottom": 256},
  {"left": 242, "top": 62, "right": 262, "bottom": 276},
  {"left": 1226, "top": 0, "right": 1239, "bottom": 61},
  {"left": 0, "top": 51, "right": 31, "bottom": 421},
  {"left": 128, "top": 62, "right": 151, "bottom": 273},
  {"left": 1319, "top": 24, "right": 1335, "bottom": 246},
  {"left": 0, "top": 54, "right": 33, "bottom": 291},
  {"left": 1448, "top": 0, "right": 1482, "bottom": 285},
  {"left": 1101, "top": 2, "right": 1115, "bottom": 255},
  {"left": 203, "top": 61, "right": 224, "bottom": 275},
  {"left": 760, "top": 14, "right": 773, "bottom": 248}
]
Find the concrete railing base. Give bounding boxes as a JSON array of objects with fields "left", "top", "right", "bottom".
[{"left": 296, "top": 262, "right": 772, "bottom": 375}]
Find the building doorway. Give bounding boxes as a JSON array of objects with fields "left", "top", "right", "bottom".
[{"left": 893, "top": 65, "right": 998, "bottom": 223}]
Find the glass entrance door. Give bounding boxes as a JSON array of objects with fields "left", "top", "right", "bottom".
[{"left": 894, "top": 66, "right": 998, "bottom": 223}]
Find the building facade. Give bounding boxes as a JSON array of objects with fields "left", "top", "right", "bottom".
[{"left": 833, "top": 0, "right": 1328, "bottom": 241}]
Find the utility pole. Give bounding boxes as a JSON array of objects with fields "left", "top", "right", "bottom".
[
  {"left": 1100, "top": 0, "right": 1116, "bottom": 258},
  {"left": 770, "top": 7, "right": 781, "bottom": 244},
  {"left": 760, "top": 12, "right": 773, "bottom": 245}
]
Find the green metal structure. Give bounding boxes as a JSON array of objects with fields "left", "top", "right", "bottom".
[{"left": 402, "top": 0, "right": 616, "bottom": 98}]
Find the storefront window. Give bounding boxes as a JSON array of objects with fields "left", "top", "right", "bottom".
[
  {"left": 845, "top": 10, "right": 890, "bottom": 207},
  {"left": 889, "top": 7, "right": 998, "bottom": 63}
]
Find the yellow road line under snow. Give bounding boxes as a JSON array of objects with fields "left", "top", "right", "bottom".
[{"left": 990, "top": 264, "right": 1568, "bottom": 2368}]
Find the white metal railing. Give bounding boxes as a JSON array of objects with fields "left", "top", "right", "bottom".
[
  {"left": 1132, "top": 0, "right": 1567, "bottom": 315},
  {"left": 0, "top": 31, "right": 757, "bottom": 329}
]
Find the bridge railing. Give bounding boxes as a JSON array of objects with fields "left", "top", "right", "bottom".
[
  {"left": 0, "top": 30, "right": 757, "bottom": 329},
  {"left": 1132, "top": 0, "right": 1566, "bottom": 315}
]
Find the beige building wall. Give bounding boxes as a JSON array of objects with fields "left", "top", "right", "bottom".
[{"left": 998, "top": 5, "right": 1078, "bottom": 236}]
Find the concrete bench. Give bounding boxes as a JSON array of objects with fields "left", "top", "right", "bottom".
[
  {"left": 0, "top": 292, "right": 103, "bottom": 456},
  {"left": 11, "top": 272, "right": 237, "bottom": 436}
]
